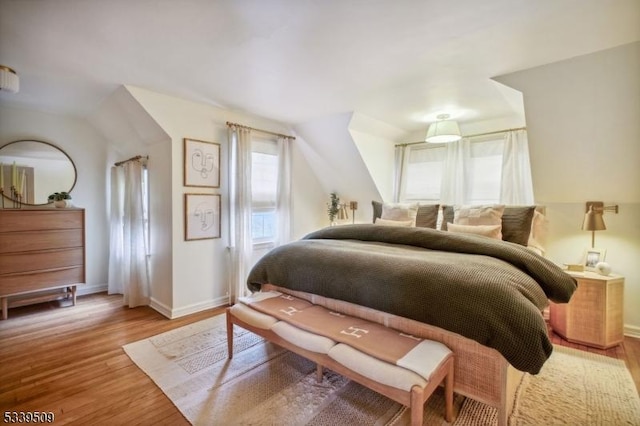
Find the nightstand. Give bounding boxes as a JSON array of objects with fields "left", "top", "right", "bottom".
[{"left": 549, "top": 270, "right": 624, "bottom": 349}]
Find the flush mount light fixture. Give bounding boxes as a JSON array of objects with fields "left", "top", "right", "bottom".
[
  {"left": 0, "top": 65, "right": 19, "bottom": 93},
  {"left": 425, "top": 114, "right": 461, "bottom": 143}
]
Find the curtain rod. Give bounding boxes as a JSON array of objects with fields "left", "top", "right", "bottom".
[
  {"left": 226, "top": 121, "right": 296, "bottom": 140},
  {"left": 114, "top": 155, "right": 148, "bottom": 167},
  {"left": 395, "top": 126, "right": 527, "bottom": 147}
]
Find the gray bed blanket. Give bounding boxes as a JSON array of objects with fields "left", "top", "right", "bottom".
[{"left": 247, "top": 224, "right": 577, "bottom": 374}]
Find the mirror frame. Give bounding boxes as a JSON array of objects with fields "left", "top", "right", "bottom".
[{"left": 0, "top": 139, "right": 78, "bottom": 206}]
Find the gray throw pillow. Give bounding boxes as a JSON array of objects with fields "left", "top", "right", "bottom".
[
  {"left": 442, "top": 204, "right": 535, "bottom": 246},
  {"left": 371, "top": 201, "right": 439, "bottom": 229}
]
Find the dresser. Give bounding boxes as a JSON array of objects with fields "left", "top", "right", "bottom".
[
  {"left": 549, "top": 270, "right": 624, "bottom": 349},
  {"left": 0, "top": 208, "right": 85, "bottom": 319}
]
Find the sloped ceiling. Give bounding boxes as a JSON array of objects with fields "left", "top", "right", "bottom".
[{"left": 0, "top": 0, "right": 638, "bottom": 132}]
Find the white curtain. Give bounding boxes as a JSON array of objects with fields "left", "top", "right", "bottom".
[
  {"left": 500, "top": 129, "right": 534, "bottom": 205},
  {"left": 396, "top": 130, "right": 534, "bottom": 205},
  {"left": 439, "top": 138, "right": 471, "bottom": 205},
  {"left": 393, "top": 144, "right": 408, "bottom": 202},
  {"left": 228, "top": 126, "right": 253, "bottom": 304},
  {"left": 107, "top": 160, "right": 150, "bottom": 307},
  {"left": 275, "top": 136, "right": 292, "bottom": 246}
]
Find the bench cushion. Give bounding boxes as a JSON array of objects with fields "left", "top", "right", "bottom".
[
  {"left": 229, "top": 303, "right": 278, "bottom": 330},
  {"left": 271, "top": 321, "right": 336, "bottom": 354},
  {"left": 397, "top": 339, "right": 453, "bottom": 381},
  {"left": 328, "top": 343, "right": 428, "bottom": 392}
]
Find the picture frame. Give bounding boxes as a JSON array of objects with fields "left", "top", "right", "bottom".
[
  {"left": 184, "top": 138, "right": 220, "bottom": 188},
  {"left": 184, "top": 193, "right": 221, "bottom": 241},
  {"left": 582, "top": 248, "right": 606, "bottom": 271}
]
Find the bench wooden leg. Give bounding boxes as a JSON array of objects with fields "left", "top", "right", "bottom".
[
  {"left": 445, "top": 357, "right": 454, "bottom": 422},
  {"left": 410, "top": 386, "right": 424, "bottom": 426},
  {"left": 316, "top": 364, "right": 323, "bottom": 383},
  {"left": 226, "top": 308, "right": 234, "bottom": 359}
]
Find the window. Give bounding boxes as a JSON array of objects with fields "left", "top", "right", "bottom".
[
  {"left": 251, "top": 138, "right": 278, "bottom": 245},
  {"left": 466, "top": 139, "right": 503, "bottom": 204},
  {"left": 400, "top": 136, "right": 512, "bottom": 205},
  {"left": 404, "top": 145, "right": 446, "bottom": 202}
]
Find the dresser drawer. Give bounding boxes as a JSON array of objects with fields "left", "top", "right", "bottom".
[
  {"left": 0, "top": 266, "right": 85, "bottom": 296},
  {"left": 0, "top": 248, "right": 84, "bottom": 275},
  {"left": 0, "top": 230, "right": 83, "bottom": 254},
  {"left": 0, "top": 209, "right": 83, "bottom": 232}
]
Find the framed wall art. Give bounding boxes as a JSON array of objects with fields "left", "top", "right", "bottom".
[
  {"left": 184, "top": 193, "right": 221, "bottom": 241},
  {"left": 184, "top": 138, "right": 220, "bottom": 188}
]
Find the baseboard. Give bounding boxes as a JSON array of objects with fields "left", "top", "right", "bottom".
[
  {"left": 624, "top": 324, "right": 640, "bottom": 339},
  {"left": 77, "top": 283, "right": 107, "bottom": 296},
  {"left": 149, "top": 297, "right": 173, "bottom": 319}
]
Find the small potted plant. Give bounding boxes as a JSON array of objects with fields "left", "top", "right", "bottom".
[
  {"left": 327, "top": 192, "right": 340, "bottom": 226},
  {"left": 48, "top": 191, "right": 72, "bottom": 208}
]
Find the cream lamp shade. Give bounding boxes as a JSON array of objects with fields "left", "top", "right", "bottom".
[
  {"left": 0, "top": 65, "right": 19, "bottom": 93},
  {"left": 425, "top": 114, "right": 461, "bottom": 143}
]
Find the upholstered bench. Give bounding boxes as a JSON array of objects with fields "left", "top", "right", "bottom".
[{"left": 226, "top": 291, "right": 454, "bottom": 426}]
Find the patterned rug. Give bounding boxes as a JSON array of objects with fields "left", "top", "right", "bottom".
[{"left": 123, "top": 314, "right": 640, "bottom": 425}]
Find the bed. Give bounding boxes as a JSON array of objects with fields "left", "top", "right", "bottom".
[{"left": 245, "top": 207, "right": 576, "bottom": 425}]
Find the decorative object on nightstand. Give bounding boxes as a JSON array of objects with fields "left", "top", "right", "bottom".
[
  {"left": 582, "top": 247, "right": 606, "bottom": 272},
  {"left": 549, "top": 270, "right": 624, "bottom": 349},
  {"left": 596, "top": 261, "right": 612, "bottom": 276}
]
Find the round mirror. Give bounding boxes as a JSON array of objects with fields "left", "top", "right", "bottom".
[{"left": 0, "top": 140, "right": 77, "bottom": 206}]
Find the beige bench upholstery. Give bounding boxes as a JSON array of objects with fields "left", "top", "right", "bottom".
[{"left": 226, "top": 293, "right": 454, "bottom": 425}]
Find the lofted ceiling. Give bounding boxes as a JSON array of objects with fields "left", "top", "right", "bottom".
[{"left": 0, "top": 0, "right": 638, "bottom": 133}]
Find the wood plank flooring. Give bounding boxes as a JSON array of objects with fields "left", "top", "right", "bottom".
[{"left": 1, "top": 293, "right": 638, "bottom": 425}]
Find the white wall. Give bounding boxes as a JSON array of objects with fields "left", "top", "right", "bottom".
[
  {"left": 126, "top": 86, "right": 324, "bottom": 317},
  {"left": 0, "top": 104, "right": 109, "bottom": 293},
  {"left": 493, "top": 41, "right": 640, "bottom": 334},
  {"left": 293, "top": 113, "right": 382, "bottom": 226},
  {"left": 88, "top": 86, "right": 173, "bottom": 311},
  {"left": 348, "top": 112, "right": 408, "bottom": 207}
]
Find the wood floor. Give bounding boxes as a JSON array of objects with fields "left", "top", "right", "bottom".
[{"left": 1, "top": 293, "right": 638, "bottom": 425}]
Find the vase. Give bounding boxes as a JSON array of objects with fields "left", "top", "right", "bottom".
[{"left": 54, "top": 200, "right": 71, "bottom": 208}]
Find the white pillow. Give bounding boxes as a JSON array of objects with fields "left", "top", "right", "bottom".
[
  {"left": 447, "top": 223, "right": 502, "bottom": 240},
  {"left": 527, "top": 210, "right": 548, "bottom": 254},
  {"left": 454, "top": 204, "right": 505, "bottom": 227},
  {"left": 375, "top": 218, "right": 414, "bottom": 227},
  {"left": 381, "top": 202, "right": 419, "bottom": 226}
]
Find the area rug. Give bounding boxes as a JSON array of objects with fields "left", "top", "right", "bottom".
[{"left": 123, "top": 314, "right": 640, "bottom": 425}]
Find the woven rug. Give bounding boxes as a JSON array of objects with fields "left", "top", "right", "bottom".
[{"left": 123, "top": 314, "right": 640, "bottom": 425}]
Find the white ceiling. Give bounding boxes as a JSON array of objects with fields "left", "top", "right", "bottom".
[{"left": 1, "top": 0, "right": 638, "bottom": 132}]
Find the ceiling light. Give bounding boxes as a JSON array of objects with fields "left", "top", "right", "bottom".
[
  {"left": 0, "top": 65, "right": 19, "bottom": 93},
  {"left": 425, "top": 114, "right": 461, "bottom": 143}
]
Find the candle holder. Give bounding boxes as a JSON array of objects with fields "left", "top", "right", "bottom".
[{"left": 10, "top": 186, "right": 22, "bottom": 209}]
